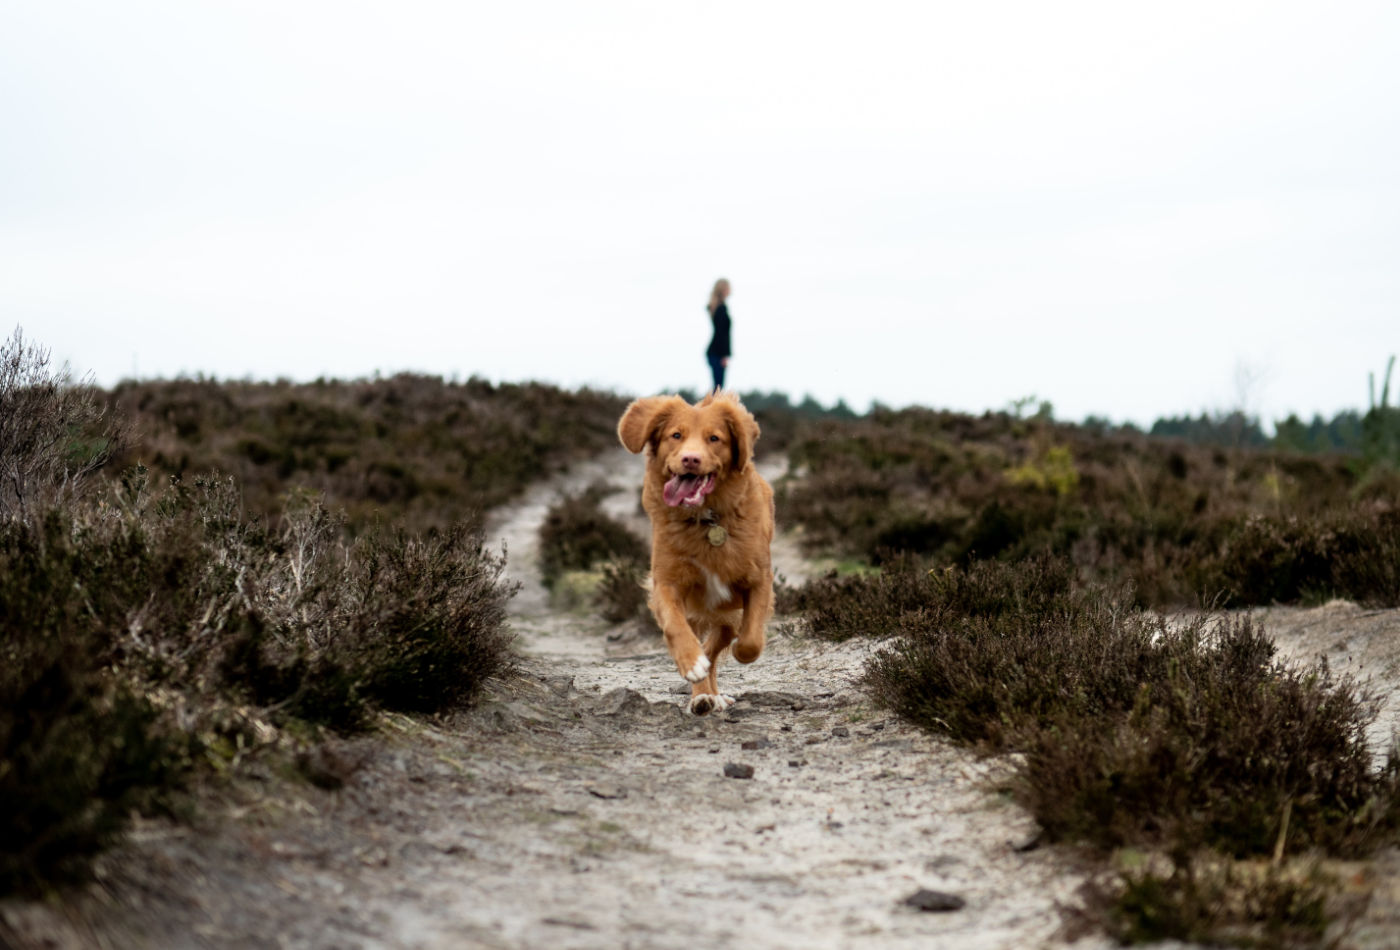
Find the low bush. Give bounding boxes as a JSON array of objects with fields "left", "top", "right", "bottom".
[
  {"left": 0, "top": 509, "right": 192, "bottom": 894},
  {"left": 108, "top": 375, "right": 628, "bottom": 533},
  {"left": 595, "top": 557, "right": 652, "bottom": 624},
  {"left": 1099, "top": 858, "right": 1335, "bottom": 949},
  {"left": 0, "top": 329, "right": 124, "bottom": 521},
  {"left": 778, "top": 405, "right": 1400, "bottom": 608},
  {"left": 776, "top": 555, "right": 1400, "bottom": 943},
  {"left": 860, "top": 561, "right": 1148, "bottom": 748},
  {"left": 1, "top": 334, "right": 555, "bottom": 895},
  {"left": 783, "top": 554, "right": 1076, "bottom": 646},
  {"left": 1196, "top": 509, "right": 1400, "bottom": 607},
  {"left": 537, "top": 483, "right": 648, "bottom": 587},
  {"left": 333, "top": 522, "right": 517, "bottom": 713},
  {"left": 0, "top": 475, "right": 519, "bottom": 895},
  {"left": 1019, "top": 618, "right": 1393, "bottom": 859},
  {"left": 124, "top": 474, "right": 519, "bottom": 728},
  {"left": 0, "top": 520, "right": 192, "bottom": 892},
  {"left": 858, "top": 565, "right": 1399, "bottom": 858}
]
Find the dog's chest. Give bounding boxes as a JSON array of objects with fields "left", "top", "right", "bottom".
[{"left": 698, "top": 565, "right": 732, "bottom": 610}]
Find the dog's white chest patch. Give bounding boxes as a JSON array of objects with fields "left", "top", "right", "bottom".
[{"left": 702, "top": 568, "right": 732, "bottom": 610}]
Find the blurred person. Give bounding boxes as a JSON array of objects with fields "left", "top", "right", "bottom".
[{"left": 706, "top": 278, "right": 732, "bottom": 391}]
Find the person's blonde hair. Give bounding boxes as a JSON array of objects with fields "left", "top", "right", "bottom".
[{"left": 707, "top": 278, "right": 730, "bottom": 315}]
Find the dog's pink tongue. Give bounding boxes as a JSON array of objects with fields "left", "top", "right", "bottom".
[
  {"left": 663, "top": 475, "right": 688, "bottom": 507},
  {"left": 663, "top": 474, "right": 715, "bottom": 507}
]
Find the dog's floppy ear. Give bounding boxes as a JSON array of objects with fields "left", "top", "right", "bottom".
[
  {"left": 721, "top": 398, "right": 760, "bottom": 473},
  {"left": 618, "top": 396, "right": 674, "bottom": 454}
]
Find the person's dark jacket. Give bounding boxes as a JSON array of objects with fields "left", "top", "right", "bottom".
[{"left": 707, "top": 302, "right": 731, "bottom": 359}]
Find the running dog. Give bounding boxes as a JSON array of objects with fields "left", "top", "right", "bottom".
[{"left": 617, "top": 391, "right": 774, "bottom": 715}]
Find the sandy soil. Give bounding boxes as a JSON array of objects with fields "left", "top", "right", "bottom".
[{"left": 5, "top": 450, "right": 1400, "bottom": 949}]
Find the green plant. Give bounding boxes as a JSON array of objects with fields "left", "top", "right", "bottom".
[{"left": 1362, "top": 355, "right": 1400, "bottom": 467}]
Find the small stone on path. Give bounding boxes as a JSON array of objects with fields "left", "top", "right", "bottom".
[
  {"left": 585, "top": 784, "right": 628, "bottom": 800},
  {"left": 723, "top": 762, "right": 755, "bottom": 779},
  {"left": 741, "top": 737, "right": 773, "bottom": 751},
  {"left": 902, "top": 888, "right": 966, "bottom": 912}
]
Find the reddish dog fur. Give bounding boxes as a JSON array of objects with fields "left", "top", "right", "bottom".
[{"left": 617, "top": 391, "right": 774, "bottom": 715}]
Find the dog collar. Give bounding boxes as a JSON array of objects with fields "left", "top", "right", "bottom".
[{"left": 698, "top": 508, "right": 727, "bottom": 546}]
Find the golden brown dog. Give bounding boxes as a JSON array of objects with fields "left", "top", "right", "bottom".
[{"left": 617, "top": 391, "right": 774, "bottom": 715}]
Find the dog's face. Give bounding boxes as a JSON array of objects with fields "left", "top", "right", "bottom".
[{"left": 618, "top": 392, "right": 760, "bottom": 509}]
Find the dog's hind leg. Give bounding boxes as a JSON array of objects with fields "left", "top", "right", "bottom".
[
  {"left": 688, "top": 623, "right": 737, "bottom": 717},
  {"left": 733, "top": 582, "right": 772, "bottom": 665}
]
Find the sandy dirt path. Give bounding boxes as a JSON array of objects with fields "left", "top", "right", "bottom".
[
  {"left": 439, "top": 448, "right": 1110, "bottom": 950},
  {"left": 7, "top": 450, "right": 1400, "bottom": 949}
]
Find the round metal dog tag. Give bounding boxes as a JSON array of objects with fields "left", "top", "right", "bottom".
[{"left": 707, "top": 525, "right": 728, "bottom": 547}]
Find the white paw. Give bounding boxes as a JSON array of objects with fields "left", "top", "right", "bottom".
[
  {"left": 682, "top": 654, "right": 711, "bottom": 683},
  {"left": 687, "top": 693, "right": 736, "bottom": 716}
]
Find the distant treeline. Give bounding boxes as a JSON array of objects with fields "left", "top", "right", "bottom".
[
  {"left": 1129, "top": 357, "right": 1400, "bottom": 463},
  {"left": 756, "top": 385, "right": 1400, "bottom": 464},
  {"left": 1145, "top": 407, "right": 1392, "bottom": 457}
]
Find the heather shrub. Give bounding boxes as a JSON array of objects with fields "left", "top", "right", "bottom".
[
  {"left": 0, "top": 665, "right": 187, "bottom": 894},
  {"left": 784, "top": 554, "right": 1076, "bottom": 646},
  {"left": 860, "top": 561, "right": 1144, "bottom": 746},
  {"left": 855, "top": 564, "right": 1400, "bottom": 856},
  {"left": 148, "top": 476, "right": 520, "bottom": 725},
  {"left": 774, "top": 555, "right": 937, "bottom": 641},
  {"left": 108, "top": 375, "right": 628, "bottom": 533},
  {"left": 1190, "top": 515, "right": 1338, "bottom": 606},
  {"left": 1329, "top": 508, "right": 1400, "bottom": 604},
  {"left": 797, "top": 555, "right": 1400, "bottom": 944},
  {"left": 1194, "top": 509, "right": 1400, "bottom": 607},
  {"left": 1017, "top": 616, "right": 1394, "bottom": 858},
  {"left": 595, "top": 557, "right": 653, "bottom": 624},
  {"left": 1100, "top": 860, "right": 1334, "bottom": 948},
  {"left": 0, "top": 512, "right": 192, "bottom": 894},
  {"left": 537, "top": 483, "right": 648, "bottom": 587},
  {"left": 0, "top": 473, "right": 519, "bottom": 894},
  {"left": 778, "top": 404, "right": 1399, "bottom": 608},
  {"left": 0, "top": 328, "right": 125, "bottom": 521},
  {"left": 331, "top": 522, "right": 517, "bottom": 712}
]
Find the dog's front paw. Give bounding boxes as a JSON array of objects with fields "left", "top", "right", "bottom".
[
  {"left": 681, "top": 654, "right": 711, "bottom": 683},
  {"left": 687, "top": 693, "right": 735, "bottom": 717}
]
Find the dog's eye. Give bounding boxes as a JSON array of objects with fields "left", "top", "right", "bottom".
[
  {"left": 709, "top": 435, "right": 721, "bottom": 443},
  {"left": 671, "top": 431, "right": 682, "bottom": 440}
]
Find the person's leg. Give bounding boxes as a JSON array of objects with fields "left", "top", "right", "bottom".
[{"left": 708, "top": 355, "right": 726, "bottom": 391}]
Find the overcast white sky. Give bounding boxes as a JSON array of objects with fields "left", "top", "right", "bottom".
[{"left": 3, "top": 1, "right": 1397, "bottom": 427}]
